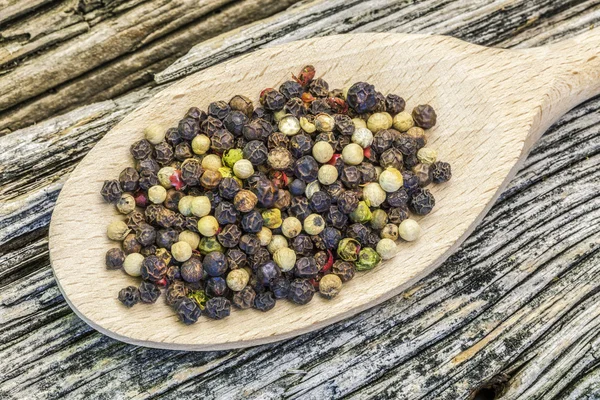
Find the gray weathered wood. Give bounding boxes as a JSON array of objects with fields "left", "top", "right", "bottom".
[{"left": 1, "top": 0, "right": 600, "bottom": 398}]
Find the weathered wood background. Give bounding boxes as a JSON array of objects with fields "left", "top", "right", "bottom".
[{"left": 1, "top": 0, "right": 600, "bottom": 399}]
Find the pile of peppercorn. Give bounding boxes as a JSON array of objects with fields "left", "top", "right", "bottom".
[{"left": 101, "top": 65, "right": 451, "bottom": 324}]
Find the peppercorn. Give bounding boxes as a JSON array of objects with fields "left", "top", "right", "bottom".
[
  {"left": 385, "top": 94, "right": 405, "bottom": 115},
  {"left": 242, "top": 120, "right": 265, "bottom": 141},
  {"left": 137, "top": 158, "right": 160, "bottom": 174},
  {"left": 289, "top": 133, "right": 313, "bottom": 159},
  {"left": 318, "top": 274, "right": 342, "bottom": 299},
  {"left": 265, "top": 147, "right": 291, "bottom": 171},
  {"left": 341, "top": 143, "right": 364, "bottom": 166},
  {"left": 200, "top": 116, "right": 223, "bottom": 137},
  {"left": 266, "top": 277, "right": 288, "bottom": 300},
  {"left": 385, "top": 188, "right": 408, "bottom": 207},
  {"left": 174, "top": 142, "right": 193, "bottom": 160},
  {"left": 118, "top": 286, "right": 140, "bottom": 307},
  {"left": 293, "top": 155, "right": 319, "bottom": 183},
  {"left": 378, "top": 148, "right": 403, "bottom": 170},
  {"left": 388, "top": 204, "right": 409, "bottom": 224},
  {"left": 370, "top": 209, "right": 388, "bottom": 230},
  {"left": 331, "top": 260, "right": 353, "bottom": 282},
  {"left": 323, "top": 181, "right": 343, "bottom": 202},
  {"left": 346, "top": 82, "right": 377, "bottom": 113},
  {"left": 165, "top": 127, "right": 182, "bottom": 147},
  {"left": 117, "top": 167, "right": 139, "bottom": 192},
  {"left": 199, "top": 236, "right": 224, "bottom": 254},
  {"left": 303, "top": 214, "right": 326, "bottom": 235},
  {"left": 223, "top": 111, "right": 247, "bottom": 137},
  {"left": 290, "top": 233, "right": 312, "bottom": 255},
  {"left": 431, "top": 161, "right": 452, "bottom": 183},
  {"left": 412, "top": 104, "right": 437, "bottom": 129},
  {"left": 232, "top": 190, "right": 256, "bottom": 213},
  {"left": 153, "top": 141, "right": 174, "bottom": 165},
  {"left": 101, "top": 180, "right": 122, "bottom": 204},
  {"left": 211, "top": 201, "right": 237, "bottom": 226},
  {"left": 237, "top": 210, "right": 261, "bottom": 234},
  {"left": 250, "top": 292, "right": 274, "bottom": 312},
  {"left": 251, "top": 106, "right": 272, "bottom": 121},
  {"left": 242, "top": 140, "right": 268, "bottom": 166},
  {"left": 318, "top": 164, "right": 339, "bottom": 186},
  {"left": 224, "top": 249, "right": 246, "bottom": 270},
  {"left": 401, "top": 171, "right": 419, "bottom": 194},
  {"left": 410, "top": 188, "right": 436, "bottom": 215},
  {"left": 106, "top": 248, "right": 125, "bottom": 269},
  {"left": 178, "top": 256, "right": 202, "bottom": 283},
  {"left": 284, "top": 98, "right": 306, "bottom": 119},
  {"left": 130, "top": 139, "right": 153, "bottom": 160},
  {"left": 206, "top": 277, "right": 228, "bottom": 298},
  {"left": 216, "top": 223, "right": 241, "bottom": 248},
  {"left": 165, "top": 280, "right": 187, "bottom": 306},
  {"left": 411, "top": 163, "right": 431, "bottom": 187},
  {"left": 370, "top": 129, "right": 394, "bottom": 155},
  {"left": 148, "top": 185, "right": 167, "bottom": 204},
  {"left": 210, "top": 129, "right": 234, "bottom": 153},
  {"left": 253, "top": 261, "right": 280, "bottom": 286},
  {"left": 178, "top": 117, "right": 199, "bottom": 141},
  {"left": 199, "top": 170, "right": 221, "bottom": 189},
  {"left": 141, "top": 255, "right": 167, "bottom": 282},
  {"left": 406, "top": 127, "right": 427, "bottom": 150},
  {"left": 239, "top": 234, "right": 261, "bottom": 255},
  {"left": 337, "top": 191, "right": 359, "bottom": 214},
  {"left": 260, "top": 88, "right": 285, "bottom": 111},
  {"left": 287, "top": 198, "right": 310, "bottom": 223},
  {"left": 392, "top": 111, "right": 414, "bottom": 132},
  {"left": 331, "top": 114, "right": 353, "bottom": 137},
  {"left": 340, "top": 165, "right": 361, "bottom": 189},
  {"left": 155, "top": 228, "right": 178, "bottom": 249},
  {"left": 229, "top": 94, "right": 254, "bottom": 117},
  {"left": 337, "top": 237, "right": 360, "bottom": 261},
  {"left": 393, "top": 134, "right": 418, "bottom": 157},
  {"left": 162, "top": 189, "right": 183, "bottom": 211},
  {"left": 134, "top": 223, "right": 155, "bottom": 247},
  {"left": 367, "top": 112, "right": 392, "bottom": 133},
  {"left": 140, "top": 245, "right": 157, "bottom": 257},
  {"left": 306, "top": 78, "right": 328, "bottom": 97},
  {"left": 289, "top": 179, "right": 306, "bottom": 196},
  {"left": 287, "top": 279, "right": 315, "bottom": 305},
  {"left": 355, "top": 247, "right": 381, "bottom": 270},
  {"left": 207, "top": 101, "right": 230, "bottom": 121},
  {"left": 230, "top": 286, "right": 254, "bottom": 309},
  {"left": 175, "top": 297, "right": 201, "bottom": 325}
]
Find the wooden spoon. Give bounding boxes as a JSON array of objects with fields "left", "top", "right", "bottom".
[{"left": 49, "top": 30, "right": 600, "bottom": 350}]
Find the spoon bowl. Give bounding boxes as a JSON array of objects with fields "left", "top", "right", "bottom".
[{"left": 49, "top": 31, "right": 600, "bottom": 350}]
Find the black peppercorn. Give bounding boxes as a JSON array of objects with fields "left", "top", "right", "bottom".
[
  {"left": 335, "top": 135, "right": 351, "bottom": 153},
  {"left": 241, "top": 210, "right": 263, "bottom": 233},
  {"left": 119, "top": 167, "right": 139, "bottom": 192},
  {"left": 106, "top": 248, "right": 125, "bottom": 269},
  {"left": 385, "top": 94, "right": 405, "bottom": 115},
  {"left": 334, "top": 114, "right": 355, "bottom": 136},
  {"left": 224, "top": 110, "right": 248, "bottom": 136},
  {"left": 256, "top": 261, "right": 281, "bottom": 286},
  {"left": 431, "top": 161, "right": 452, "bottom": 183},
  {"left": 218, "top": 224, "right": 242, "bottom": 248},
  {"left": 181, "top": 257, "right": 203, "bottom": 283},
  {"left": 292, "top": 234, "right": 314, "bottom": 256},
  {"left": 166, "top": 265, "right": 181, "bottom": 282},
  {"left": 205, "top": 297, "right": 231, "bottom": 319},
  {"left": 337, "top": 190, "right": 359, "bottom": 214},
  {"left": 284, "top": 98, "right": 306, "bottom": 118},
  {"left": 357, "top": 162, "right": 377, "bottom": 185},
  {"left": 333, "top": 260, "right": 355, "bottom": 282},
  {"left": 165, "top": 127, "right": 182, "bottom": 147},
  {"left": 164, "top": 189, "right": 184, "bottom": 211},
  {"left": 186, "top": 106, "right": 207, "bottom": 122},
  {"left": 205, "top": 277, "right": 228, "bottom": 298},
  {"left": 242, "top": 119, "right": 264, "bottom": 141},
  {"left": 289, "top": 133, "right": 313, "bottom": 159},
  {"left": 243, "top": 140, "right": 268, "bottom": 165},
  {"left": 346, "top": 82, "right": 377, "bottom": 114},
  {"left": 250, "top": 247, "right": 271, "bottom": 271},
  {"left": 274, "top": 189, "right": 292, "bottom": 210},
  {"left": 141, "top": 255, "right": 167, "bottom": 282},
  {"left": 239, "top": 234, "right": 260, "bottom": 255},
  {"left": 174, "top": 142, "right": 193, "bottom": 161},
  {"left": 309, "top": 191, "right": 331, "bottom": 213},
  {"left": 271, "top": 277, "right": 290, "bottom": 299},
  {"left": 254, "top": 292, "right": 276, "bottom": 312},
  {"left": 315, "top": 131, "right": 337, "bottom": 149},
  {"left": 388, "top": 205, "right": 409, "bottom": 224},
  {"left": 288, "top": 279, "right": 315, "bottom": 305},
  {"left": 130, "top": 139, "right": 153, "bottom": 160},
  {"left": 101, "top": 180, "right": 122, "bottom": 203},
  {"left": 200, "top": 116, "right": 224, "bottom": 137},
  {"left": 140, "top": 245, "right": 157, "bottom": 257},
  {"left": 155, "top": 207, "right": 177, "bottom": 229},
  {"left": 203, "top": 251, "right": 227, "bottom": 277},
  {"left": 402, "top": 171, "right": 420, "bottom": 194},
  {"left": 412, "top": 104, "right": 437, "bottom": 129},
  {"left": 137, "top": 158, "right": 160, "bottom": 174},
  {"left": 166, "top": 280, "right": 188, "bottom": 306},
  {"left": 232, "top": 285, "right": 256, "bottom": 309},
  {"left": 267, "top": 132, "right": 289, "bottom": 150},
  {"left": 279, "top": 80, "right": 304, "bottom": 100},
  {"left": 219, "top": 177, "right": 241, "bottom": 200},
  {"left": 139, "top": 281, "right": 161, "bottom": 304},
  {"left": 320, "top": 227, "right": 342, "bottom": 250},
  {"left": 126, "top": 210, "right": 145, "bottom": 229},
  {"left": 252, "top": 106, "right": 273, "bottom": 123},
  {"left": 289, "top": 196, "right": 311, "bottom": 221},
  {"left": 294, "top": 156, "right": 319, "bottom": 183},
  {"left": 387, "top": 188, "right": 409, "bottom": 207},
  {"left": 365, "top": 231, "right": 380, "bottom": 249},
  {"left": 380, "top": 148, "right": 404, "bottom": 170},
  {"left": 178, "top": 117, "right": 200, "bottom": 141},
  {"left": 308, "top": 78, "right": 329, "bottom": 97},
  {"left": 156, "top": 228, "right": 178, "bottom": 249},
  {"left": 295, "top": 256, "right": 318, "bottom": 278},
  {"left": 208, "top": 101, "right": 231, "bottom": 120},
  {"left": 176, "top": 297, "right": 201, "bottom": 325},
  {"left": 118, "top": 286, "right": 140, "bottom": 307},
  {"left": 226, "top": 248, "right": 247, "bottom": 269},
  {"left": 211, "top": 129, "right": 235, "bottom": 153},
  {"left": 136, "top": 223, "right": 156, "bottom": 247},
  {"left": 347, "top": 223, "right": 370, "bottom": 245},
  {"left": 138, "top": 169, "right": 159, "bottom": 190},
  {"left": 410, "top": 188, "right": 436, "bottom": 215},
  {"left": 309, "top": 98, "right": 332, "bottom": 114},
  {"left": 289, "top": 179, "right": 307, "bottom": 197},
  {"left": 394, "top": 134, "right": 418, "bottom": 156},
  {"left": 214, "top": 201, "right": 239, "bottom": 225},
  {"left": 260, "top": 88, "right": 285, "bottom": 111},
  {"left": 230, "top": 94, "right": 254, "bottom": 117},
  {"left": 154, "top": 142, "right": 174, "bottom": 165},
  {"left": 325, "top": 206, "right": 348, "bottom": 229},
  {"left": 340, "top": 166, "right": 361, "bottom": 189},
  {"left": 323, "top": 181, "right": 344, "bottom": 202},
  {"left": 372, "top": 129, "right": 395, "bottom": 154}
]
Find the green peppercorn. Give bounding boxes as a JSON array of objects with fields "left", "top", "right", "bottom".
[
  {"left": 199, "top": 236, "right": 225, "bottom": 254},
  {"left": 350, "top": 201, "right": 372, "bottom": 223},
  {"left": 355, "top": 247, "right": 381, "bottom": 270},
  {"left": 337, "top": 238, "right": 360, "bottom": 261}
]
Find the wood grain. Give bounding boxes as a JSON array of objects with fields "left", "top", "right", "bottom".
[
  {"left": 2, "top": 1, "right": 600, "bottom": 398},
  {"left": 48, "top": 30, "right": 600, "bottom": 350}
]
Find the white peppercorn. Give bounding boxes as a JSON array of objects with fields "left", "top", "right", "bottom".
[
  {"left": 300, "top": 116, "right": 316, "bottom": 133},
  {"left": 352, "top": 127, "right": 374, "bottom": 148},
  {"left": 362, "top": 182, "right": 386, "bottom": 207},
  {"left": 381, "top": 223, "right": 399, "bottom": 240},
  {"left": 376, "top": 238, "right": 397, "bottom": 260},
  {"left": 352, "top": 118, "right": 367, "bottom": 129},
  {"left": 312, "top": 141, "right": 334, "bottom": 163},
  {"left": 303, "top": 214, "right": 325, "bottom": 235},
  {"left": 399, "top": 219, "right": 421, "bottom": 241},
  {"left": 123, "top": 253, "right": 144, "bottom": 276},
  {"left": 305, "top": 181, "right": 320, "bottom": 199},
  {"left": 191, "top": 196, "right": 211, "bottom": 217},
  {"left": 144, "top": 123, "right": 166, "bottom": 144},
  {"left": 116, "top": 194, "right": 136, "bottom": 214},
  {"left": 107, "top": 220, "right": 130, "bottom": 241},
  {"left": 148, "top": 185, "right": 167, "bottom": 204},
  {"left": 379, "top": 168, "right": 403, "bottom": 192},
  {"left": 281, "top": 217, "right": 302, "bottom": 238},
  {"left": 341, "top": 143, "right": 364, "bottom": 165},
  {"left": 279, "top": 115, "right": 301, "bottom": 136},
  {"left": 367, "top": 112, "right": 392, "bottom": 133},
  {"left": 318, "top": 164, "right": 339, "bottom": 185},
  {"left": 157, "top": 167, "right": 176, "bottom": 188},
  {"left": 227, "top": 269, "right": 250, "bottom": 291},
  {"left": 392, "top": 111, "right": 414, "bottom": 132},
  {"left": 319, "top": 273, "right": 342, "bottom": 298},
  {"left": 315, "top": 113, "right": 335, "bottom": 132},
  {"left": 192, "top": 134, "right": 211, "bottom": 155},
  {"left": 257, "top": 227, "right": 273, "bottom": 246},
  {"left": 178, "top": 195, "right": 194, "bottom": 216},
  {"left": 202, "top": 154, "right": 222, "bottom": 171},
  {"left": 197, "top": 215, "right": 219, "bottom": 237},
  {"left": 179, "top": 230, "right": 200, "bottom": 249},
  {"left": 273, "top": 247, "right": 296, "bottom": 272},
  {"left": 171, "top": 241, "right": 193, "bottom": 262},
  {"left": 233, "top": 159, "right": 254, "bottom": 179},
  {"left": 417, "top": 147, "right": 438, "bottom": 164},
  {"left": 267, "top": 235, "right": 288, "bottom": 254}
]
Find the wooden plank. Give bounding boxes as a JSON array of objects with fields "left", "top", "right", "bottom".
[{"left": 1, "top": 0, "right": 600, "bottom": 398}]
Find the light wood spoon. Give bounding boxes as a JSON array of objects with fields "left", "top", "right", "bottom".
[{"left": 49, "top": 30, "right": 600, "bottom": 350}]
